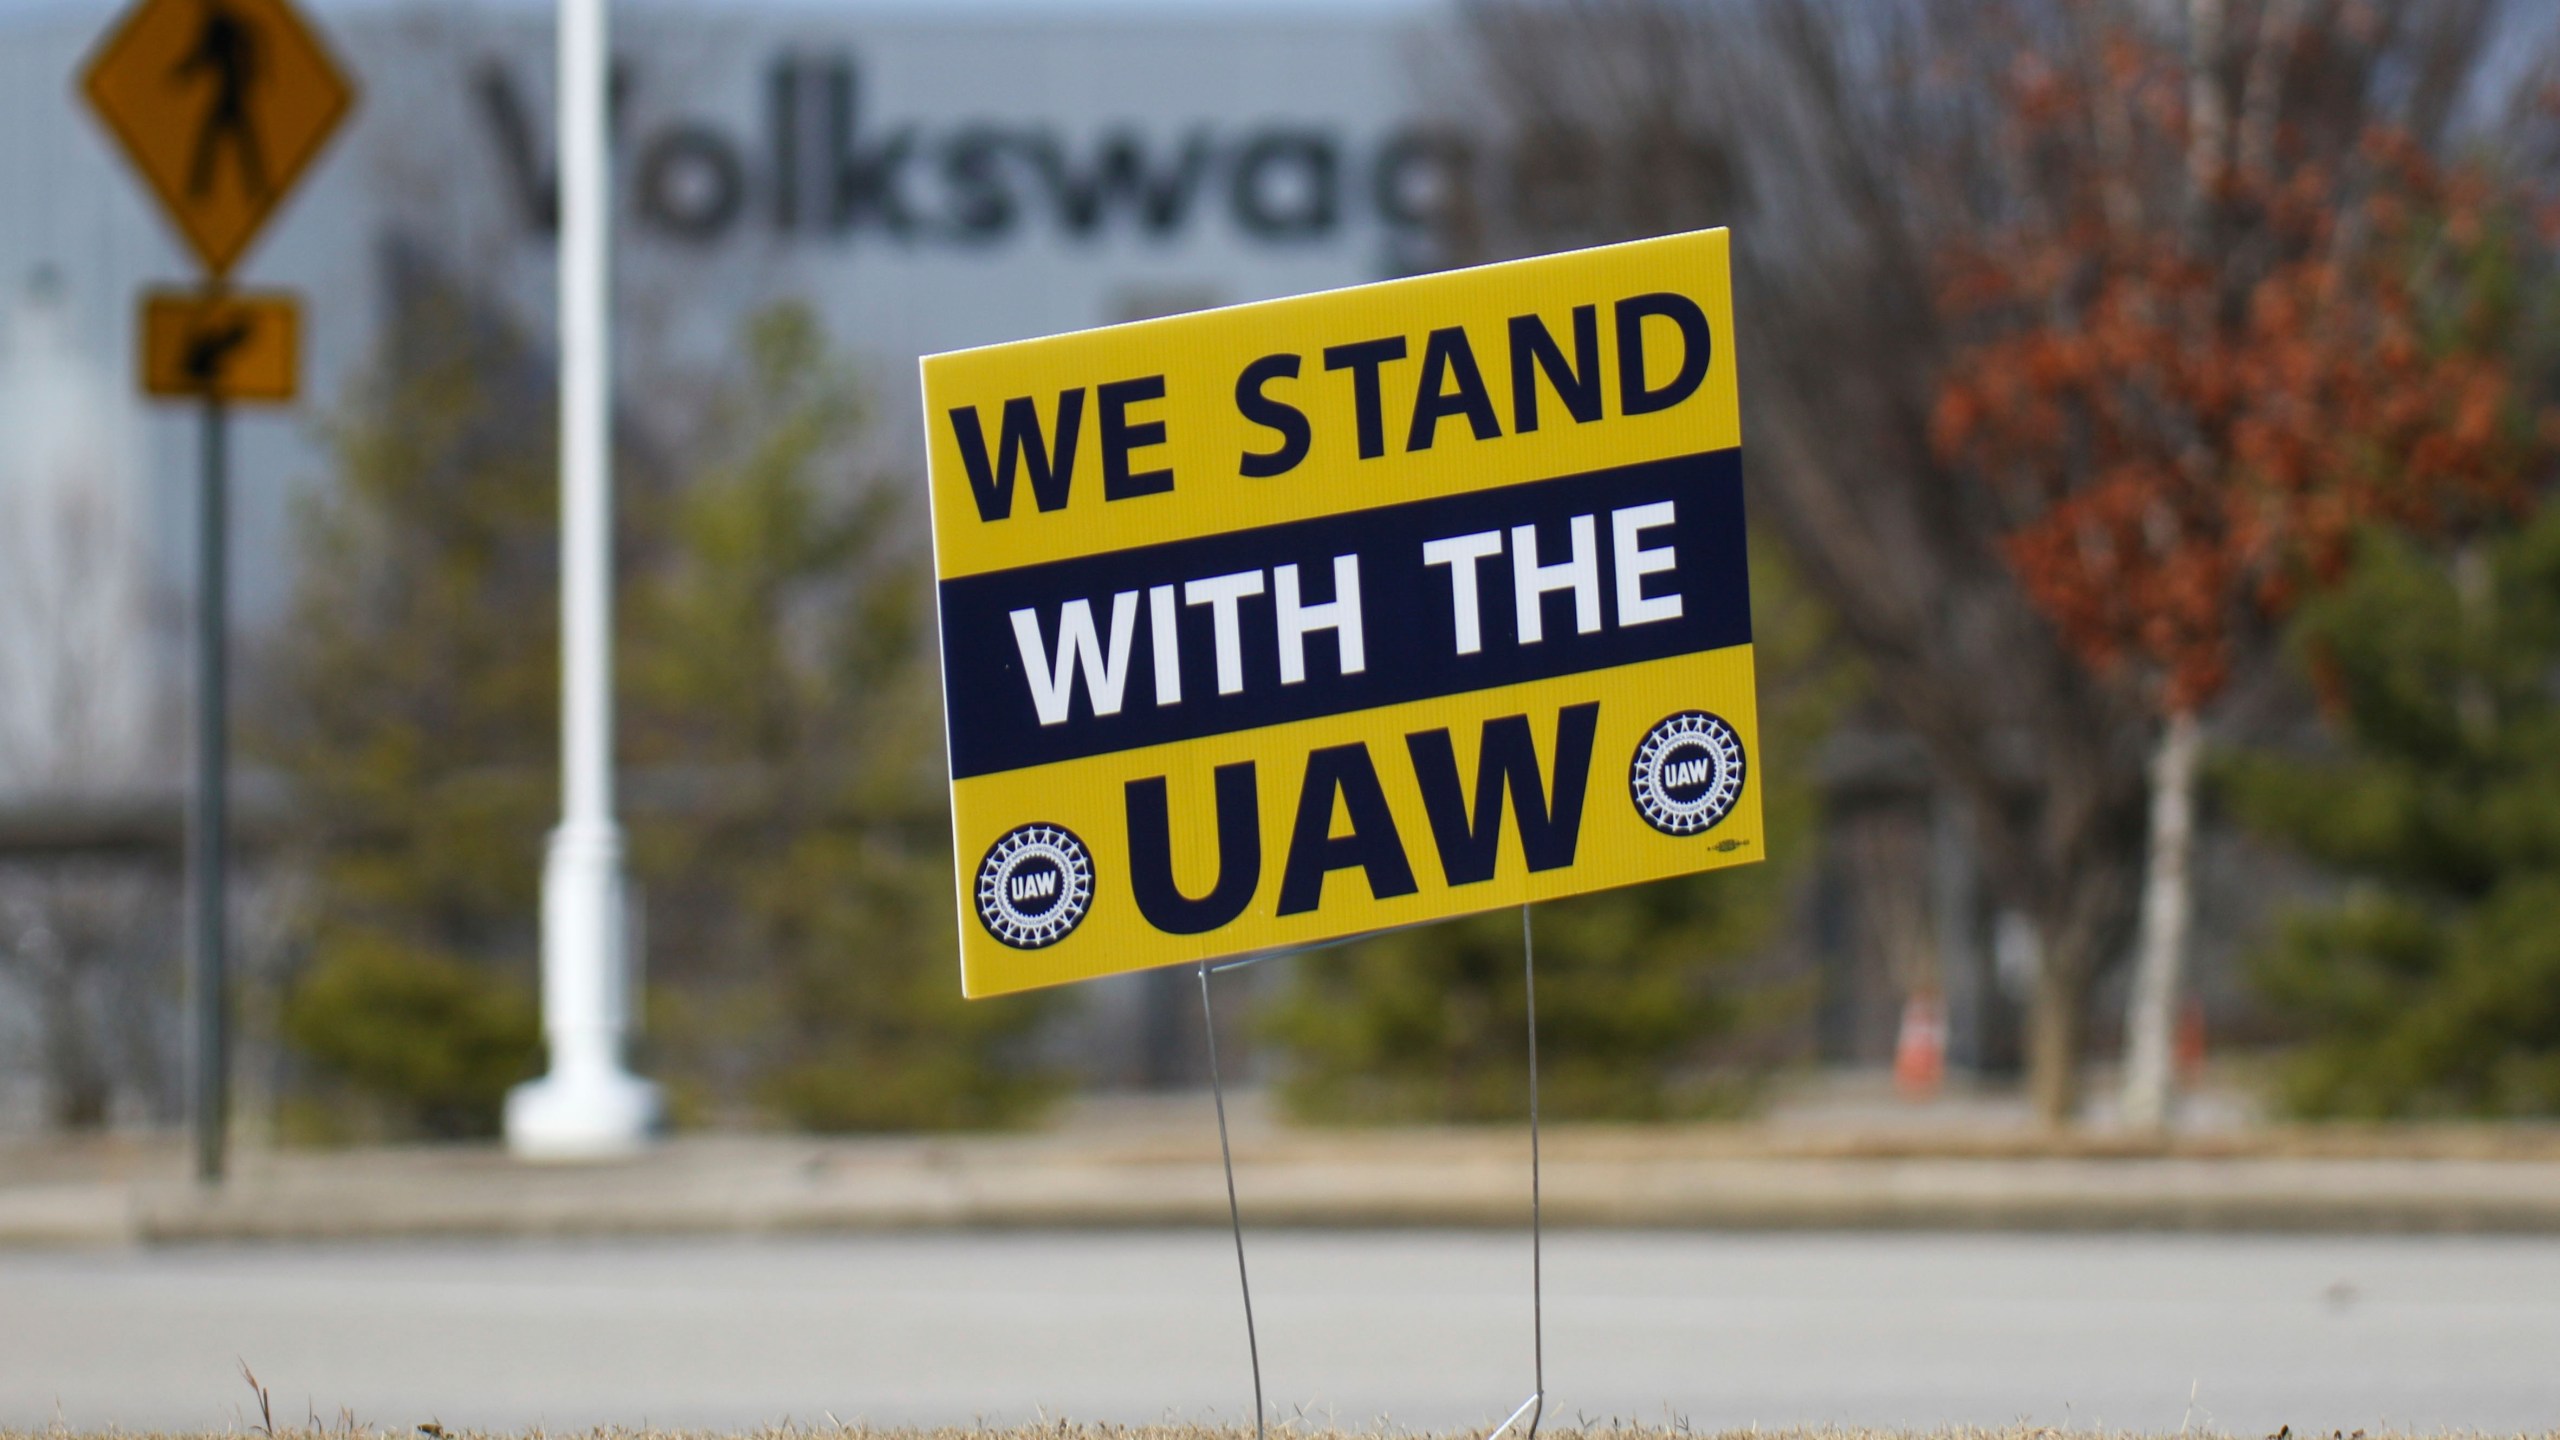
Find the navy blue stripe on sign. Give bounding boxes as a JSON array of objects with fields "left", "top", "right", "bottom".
[{"left": 939, "top": 446, "right": 1750, "bottom": 780}]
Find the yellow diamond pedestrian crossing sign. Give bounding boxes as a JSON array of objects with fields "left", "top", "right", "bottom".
[{"left": 82, "top": 0, "right": 354, "bottom": 278}]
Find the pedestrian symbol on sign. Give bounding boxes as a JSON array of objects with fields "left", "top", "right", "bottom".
[{"left": 175, "top": 0, "right": 268, "bottom": 201}]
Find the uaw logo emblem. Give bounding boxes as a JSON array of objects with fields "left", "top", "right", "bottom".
[
  {"left": 1629, "top": 711, "right": 1747, "bottom": 837},
  {"left": 974, "top": 823, "right": 1095, "bottom": 949}
]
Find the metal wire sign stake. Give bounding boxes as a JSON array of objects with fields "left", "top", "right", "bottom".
[
  {"left": 1504, "top": 902, "right": 1547, "bottom": 1440},
  {"left": 1198, "top": 956, "right": 1266, "bottom": 1440},
  {"left": 1197, "top": 903, "right": 1547, "bottom": 1440}
]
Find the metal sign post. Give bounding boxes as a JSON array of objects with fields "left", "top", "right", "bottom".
[
  {"left": 190, "top": 387, "right": 230, "bottom": 1184},
  {"left": 84, "top": 0, "right": 351, "bottom": 1184}
]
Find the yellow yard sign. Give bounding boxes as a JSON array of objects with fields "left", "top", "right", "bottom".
[
  {"left": 140, "top": 288, "right": 299, "bottom": 401},
  {"left": 83, "top": 0, "right": 354, "bottom": 277},
  {"left": 921, "top": 230, "right": 1761, "bottom": 997}
]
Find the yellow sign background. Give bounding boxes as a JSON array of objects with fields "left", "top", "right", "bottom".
[
  {"left": 922, "top": 230, "right": 1760, "bottom": 996},
  {"left": 140, "top": 289, "right": 299, "bottom": 401},
  {"left": 954, "top": 647, "right": 1763, "bottom": 996},
  {"left": 925, "top": 231, "right": 1741, "bottom": 575}
]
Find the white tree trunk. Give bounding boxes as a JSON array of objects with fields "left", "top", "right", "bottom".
[
  {"left": 2121, "top": 708, "right": 2202, "bottom": 1131},
  {"left": 2185, "top": 0, "right": 2230, "bottom": 211},
  {"left": 2454, "top": 541, "right": 2496, "bottom": 743}
]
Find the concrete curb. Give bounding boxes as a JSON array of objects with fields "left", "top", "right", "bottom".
[{"left": 12, "top": 1128, "right": 2560, "bottom": 1244}]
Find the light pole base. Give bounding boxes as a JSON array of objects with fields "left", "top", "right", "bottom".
[
  {"left": 505, "top": 1064, "right": 661, "bottom": 1160},
  {"left": 510, "top": 819, "right": 658, "bottom": 1160}
]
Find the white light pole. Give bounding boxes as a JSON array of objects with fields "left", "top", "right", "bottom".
[{"left": 506, "top": 0, "right": 660, "bottom": 1157}]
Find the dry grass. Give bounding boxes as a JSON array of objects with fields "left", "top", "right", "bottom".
[
  {"left": 4, "top": 1378, "right": 2545, "bottom": 1440},
  {"left": 15, "top": 1414, "right": 2560, "bottom": 1424}
]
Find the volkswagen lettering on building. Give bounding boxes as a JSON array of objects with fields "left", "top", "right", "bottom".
[
  {"left": 0, "top": 2, "right": 1467, "bottom": 642},
  {"left": 472, "top": 55, "right": 1466, "bottom": 251}
]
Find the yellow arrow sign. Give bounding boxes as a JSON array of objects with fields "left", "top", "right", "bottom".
[
  {"left": 82, "top": 0, "right": 354, "bottom": 278},
  {"left": 140, "top": 288, "right": 299, "bottom": 402}
]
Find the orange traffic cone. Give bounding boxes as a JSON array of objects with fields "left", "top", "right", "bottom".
[
  {"left": 1894, "top": 990, "right": 1947, "bottom": 1101},
  {"left": 2176, "top": 995, "right": 2208, "bottom": 1089}
]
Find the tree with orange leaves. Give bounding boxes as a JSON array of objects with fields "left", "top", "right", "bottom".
[
  {"left": 1455, "top": 0, "right": 2554, "bottom": 1125},
  {"left": 1933, "top": 30, "right": 2548, "bottom": 1128}
]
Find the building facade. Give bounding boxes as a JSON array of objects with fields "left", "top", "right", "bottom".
[{"left": 3, "top": 0, "right": 1453, "bottom": 645}]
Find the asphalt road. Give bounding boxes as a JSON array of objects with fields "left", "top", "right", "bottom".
[{"left": 6, "top": 1231, "right": 2558, "bottom": 1434}]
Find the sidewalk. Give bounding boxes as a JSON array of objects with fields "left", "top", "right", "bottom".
[{"left": 9, "top": 1092, "right": 2560, "bottom": 1244}]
